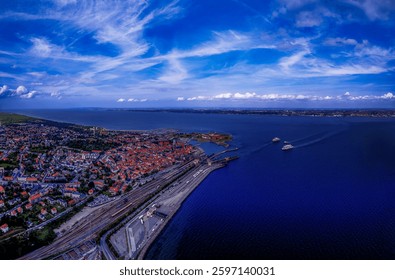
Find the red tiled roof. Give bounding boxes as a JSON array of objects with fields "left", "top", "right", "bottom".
[
  {"left": 26, "top": 177, "right": 38, "bottom": 182},
  {"left": 29, "top": 193, "right": 42, "bottom": 202},
  {"left": 68, "top": 199, "right": 76, "bottom": 205}
]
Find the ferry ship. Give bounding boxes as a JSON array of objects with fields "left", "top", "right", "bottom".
[{"left": 282, "top": 144, "right": 294, "bottom": 151}]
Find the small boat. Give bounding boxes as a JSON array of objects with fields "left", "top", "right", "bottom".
[
  {"left": 284, "top": 141, "right": 290, "bottom": 144},
  {"left": 282, "top": 144, "right": 294, "bottom": 151},
  {"left": 272, "top": 137, "right": 281, "bottom": 143}
]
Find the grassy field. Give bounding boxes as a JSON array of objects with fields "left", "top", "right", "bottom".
[{"left": 0, "top": 112, "right": 35, "bottom": 124}]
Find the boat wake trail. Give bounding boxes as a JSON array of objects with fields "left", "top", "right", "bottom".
[
  {"left": 294, "top": 129, "right": 345, "bottom": 149},
  {"left": 248, "top": 141, "right": 272, "bottom": 155},
  {"left": 288, "top": 131, "right": 328, "bottom": 144}
]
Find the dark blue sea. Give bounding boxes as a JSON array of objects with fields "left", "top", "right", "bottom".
[{"left": 13, "top": 109, "right": 395, "bottom": 259}]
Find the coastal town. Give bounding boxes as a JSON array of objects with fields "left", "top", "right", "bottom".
[{"left": 0, "top": 114, "right": 232, "bottom": 259}]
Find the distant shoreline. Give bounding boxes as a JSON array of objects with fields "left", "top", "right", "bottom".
[
  {"left": 3, "top": 108, "right": 395, "bottom": 119},
  {"left": 106, "top": 108, "right": 395, "bottom": 118}
]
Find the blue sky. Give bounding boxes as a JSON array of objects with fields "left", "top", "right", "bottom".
[{"left": 0, "top": 0, "right": 394, "bottom": 108}]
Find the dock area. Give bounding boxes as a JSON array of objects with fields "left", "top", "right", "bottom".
[{"left": 105, "top": 161, "right": 227, "bottom": 260}]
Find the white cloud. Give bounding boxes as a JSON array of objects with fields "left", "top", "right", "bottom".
[
  {"left": 29, "top": 37, "right": 99, "bottom": 62},
  {"left": 60, "top": 0, "right": 180, "bottom": 52},
  {"left": 259, "top": 93, "right": 309, "bottom": 100},
  {"left": 280, "top": 39, "right": 394, "bottom": 78},
  {"left": 382, "top": 92, "right": 394, "bottom": 99},
  {"left": 355, "top": 45, "right": 392, "bottom": 58},
  {"left": 343, "top": 92, "right": 395, "bottom": 100},
  {"left": 166, "top": 30, "right": 275, "bottom": 60},
  {"left": 233, "top": 92, "right": 257, "bottom": 99},
  {"left": 186, "top": 93, "right": 300, "bottom": 101},
  {"left": 324, "top": 39, "right": 394, "bottom": 63},
  {"left": 20, "top": 91, "right": 36, "bottom": 99},
  {"left": 272, "top": 42, "right": 389, "bottom": 77},
  {"left": 0, "top": 85, "right": 37, "bottom": 99},
  {"left": 345, "top": 0, "right": 395, "bottom": 21},
  {"left": 16, "top": 85, "right": 28, "bottom": 95},
  {"left": 214, "top": 93, "right": 233, "bottom": 99},
  {"left": 54, "top": 0, "right": 77, "bottom": 7},
  {"left": 117, "top": 98, "right": 125, "bottom": 102},
  {"left": 6, "top": 0, "right": 184, "bottom": 93},
  {"left": 295, "top": 11, "right": 323, "bottom": 27},
  {"left": 279, "top": 50, "right": 310, "bottom": 71},
  {"left": 184, "top": 92, "right": 395, "bottom": 102},
  {"left": 0, "top": 85, "right": 8, "bottom": 95},
  {"left": 50, "top": 91, "right": 62, "bottom": 99},
  {"left": 158, "top": 30, "right": 276, "bottom": 84},
  {"left": 316, "top": 65, "right": 386, "bottom": 76},
  {"left": 277, "top": 0, "right": 395, "bottom": 22},
  {"left": 278, "top": 0, "right": 316, "bottom": 10},
  {"left": 159, "top": 57, "right": 188, "bottom": 84},
  {"left": 187, "top": 96, "right": 208, "bottom": 101},
  {"left": 126, "top": 98, "right": 148, "bottom": 102},
  {"left": 30, "top": 38, "right": 52, "bottom": 57},
  {"left": 324, "top": 37, "right": 358, "bottom": 46}
]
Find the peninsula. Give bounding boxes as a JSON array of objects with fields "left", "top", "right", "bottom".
[{"left": 0, "top": 113, "right": 235, "bottom": 259}]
